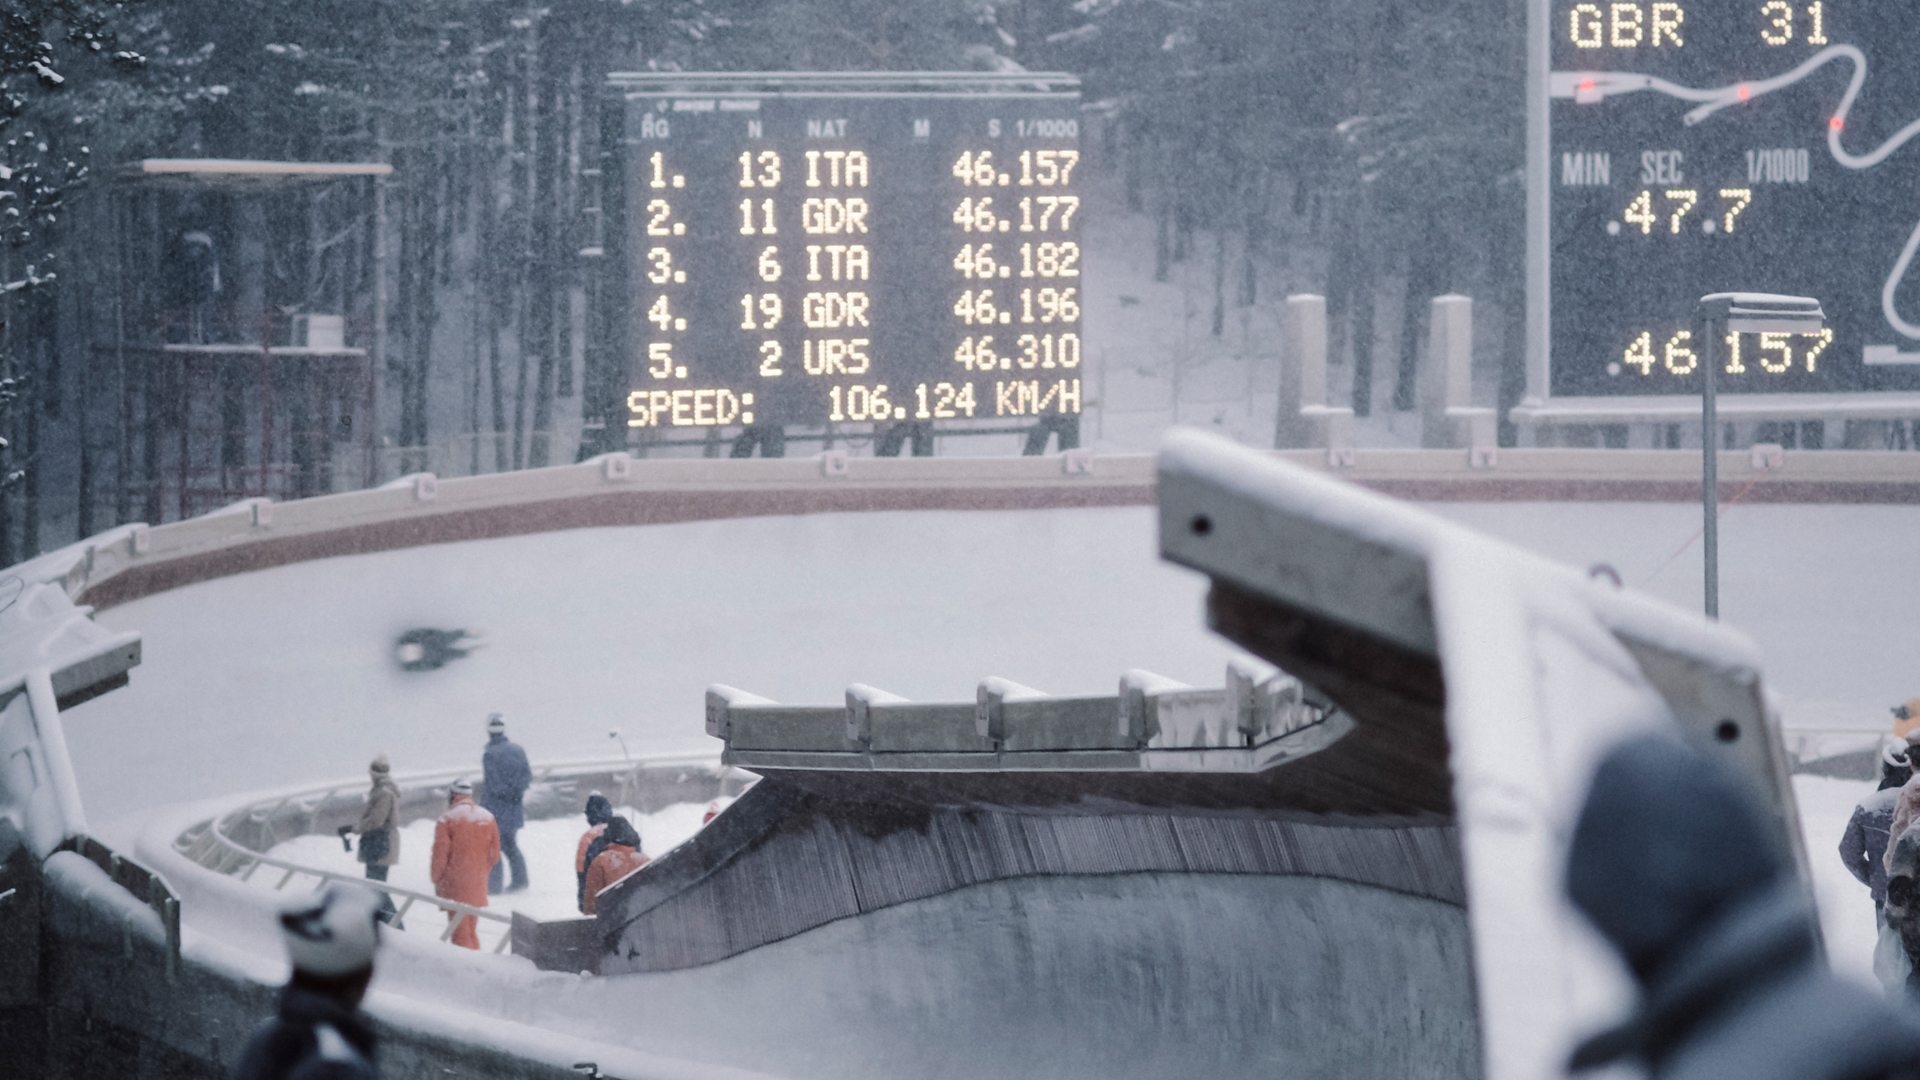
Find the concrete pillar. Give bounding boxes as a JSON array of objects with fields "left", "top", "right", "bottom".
[
  {"left": 1420, "top": 295, "right": 1473, "bottom": 449},
  {"left": 1276, "top": 295, "right": 1327, "bottom": 449}
]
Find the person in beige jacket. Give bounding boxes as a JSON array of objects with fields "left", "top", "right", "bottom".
[{"left": 345, "top": 754, "right": 401, "bottom": 925}]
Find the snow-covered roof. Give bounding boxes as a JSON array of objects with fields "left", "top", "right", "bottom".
[{"left": 118, "top": 159, "right": 393, "bottom": 190}]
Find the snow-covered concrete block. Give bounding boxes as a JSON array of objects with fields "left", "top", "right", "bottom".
[
  {"left": 1227, "top": 657, "right": 1309, "bottom": 741},
  {"left": 706, "top": 684, "right": 775, "bottom": 740},
  {"left": 715, "top": 693, "right": 854, "bottom": 753},
  {"left": 1420, "top": 295, "right": 1473, "bottom": 450},
  {"left": 1117, "top": 669, "right": 1183, "bottom": 747},
  {"left": 1120, "top": 670, "right": 1237, "bottom": 749},
  {"left": 598, "top": 453, "right": 632, "bottom": 482},
  {"left": 845, "top": 683, "right": 908, "bottom": 746},
  {"left": 1302, "top": 405, "right": 1355, "bottom": 467},
  {"left": 975, "top": 676, "right": 1045, "bottom": 745},
  {"left": 1276, "top": 294, "right": 1329, "bottom": 449}
]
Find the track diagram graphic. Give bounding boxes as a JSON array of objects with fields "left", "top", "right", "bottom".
[
  {"left": 1553, "top": 44, "right": 1920, "bottom": 342},
  {"left": 1540, "top": 7, "right": 1920, "bottom": 398}
]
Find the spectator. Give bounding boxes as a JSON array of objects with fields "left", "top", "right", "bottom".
[
  {"left": 575, "top": 791, "right": 613, "bottom": 914},
  {"left": 429, "top": 779, "right": 499, "bottom": 950},
  {"left": 1889, "top": 825, "right": 1920, "bottom": 997},
  {"left": 341, "top": 755, "right": 400, "bottom": 926},
  {"left": 230, "top": 883, "right": 383, "bottom": 1079},
  {"left": 480, "top": 713, "right": 531, "bottom": 894},
  {"left": 1842, "top": 741, "right": 1912, "bottom": 920},
  {"left": 582, "top": 816, "right": 649, "bottom": 916},
  {"left": 1566, "top": 733, "right": 1920, "bottom": 1076}
]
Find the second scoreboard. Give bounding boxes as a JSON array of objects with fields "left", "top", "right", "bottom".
[{"left": 608, "top": 75, "right": 1085, "bottom": 431}]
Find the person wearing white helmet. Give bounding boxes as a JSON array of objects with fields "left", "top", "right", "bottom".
[
  {"left": 230, "top": 883, "right": 383, "bottom": 1079},
  {"left": 1842, "top": 739, "right": 1912, "bottom": 919},
  {"left": 430, "top": 778, "right": 499, "bottom": 949}
]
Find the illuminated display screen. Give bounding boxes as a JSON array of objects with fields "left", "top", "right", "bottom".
[
  {"left": 607, "top": 81, "right": 1084, "bottom": 430},
  {"left": 1549, "top": 3, "right": 1920, "bottom": 396}
]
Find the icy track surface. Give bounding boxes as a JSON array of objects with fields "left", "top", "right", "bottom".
[
  {"left": 70, "top": 507, "right": 1238, "bottom": 832},
  {"left": 1799, "top": 775, "right": 1882, "bottom": 984},
  {"left": 66, "top": 501, "right": 1920, "bottom": 825},
  {"left": 57, "top": 500, "right": 1920, "bottom": 982}
]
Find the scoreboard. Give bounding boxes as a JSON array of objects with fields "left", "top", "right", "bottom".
[
  {"left": 603, "top": 74, "right": 1085, "bottom": 434},
  {"left": 1540, "top": 2, "right": 1920, "bottom": 399}
]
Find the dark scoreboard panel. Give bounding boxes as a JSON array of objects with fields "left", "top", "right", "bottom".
[
  {"left": 1549, "top": 2, "right": 1920, "bottom": 397},
  {"left": 609, "top": 79, "right": 1084, "bottom": 431}
]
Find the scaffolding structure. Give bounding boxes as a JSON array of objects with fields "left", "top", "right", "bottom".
[{"left": 98, "top": 159, "right": 392, "bottom": 522}]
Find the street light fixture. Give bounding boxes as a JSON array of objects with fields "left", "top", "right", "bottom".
[{"left": 1693, "top": 293, "right": 1826, "bottom": 620}]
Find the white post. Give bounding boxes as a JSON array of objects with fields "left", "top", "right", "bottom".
[
  {"left": 1421, "top": 295, "right": 1474, "bottom": 448},
  {"left": 1276, "top": 294, "right": 1327, "bottom": 448}
]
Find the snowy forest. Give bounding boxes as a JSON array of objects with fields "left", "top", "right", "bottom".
[{"left": 0, "top": 0, "right": 1526, "bottom": 560}]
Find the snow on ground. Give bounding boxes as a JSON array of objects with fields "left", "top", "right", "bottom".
[
  {"left": 246, "top": 768, "right": 1891, "bottom": 984},
  {"left": 1798, "top": 774, "right": 1883, "bottom": 984},
  {"left": 1425, "top": 501, "right": 1920, "bottom": 729},
  {"left": 263, "top": 801, "right": 710, "bottom": 947}
]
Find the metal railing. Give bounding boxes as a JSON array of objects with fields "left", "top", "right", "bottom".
[
  {"left": 172, "top": 753, "right": 730, "bottom": 956},
  {"left": 56, "top": 833, "right": 183, "bottom": 978},
  {"left": 1780, "top": 726, "right": 1885, "bottom": 780}
]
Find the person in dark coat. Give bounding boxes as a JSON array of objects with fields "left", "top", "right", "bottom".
[
  {"left": 1841, "top": 742, "right": 1912, "bottom": 919},
  {"left": 1566, "top": 733, "right": 1920, "bottom": 1078},
  {"left": 231, "top": 883, "right": 382, "bottom": 1080},
  {"left": 575, "top": 791, "right": 614, "bottom": 914},
  {"left": 480, "top": 713, "right": 531, "bottom": 894}
]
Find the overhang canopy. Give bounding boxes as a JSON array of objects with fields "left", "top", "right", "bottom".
[{"left": 117, "top": 159, "right": 392, "bottom": 191}]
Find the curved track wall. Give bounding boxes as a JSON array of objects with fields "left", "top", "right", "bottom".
[{"left": 40, "top": 446, "right": 1920, "bottom": 615}]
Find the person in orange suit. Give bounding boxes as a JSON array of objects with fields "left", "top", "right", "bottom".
[
  {"left": 582, "top": 816, "right": 649, "bottom": 916},
  {"left": 574, "top": 791, "right": 613, "bottom": 914},
  {"left": 429, "top": 778, "right": 499, "bottom": 949}
]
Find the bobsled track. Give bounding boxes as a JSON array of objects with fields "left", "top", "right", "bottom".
[{"left": 4, "top": 442, "right": 1920, "bottom": 1079}]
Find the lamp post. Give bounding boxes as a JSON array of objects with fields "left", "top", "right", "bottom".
[{"left": 1693, "top": 293, "right": 1825, "bottom": 620}]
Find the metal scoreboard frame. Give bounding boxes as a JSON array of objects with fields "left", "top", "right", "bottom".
[
  {"left": 589, "top": 72, "right": 1086, "bottom": 455},
  {"left": 1520, "top": 3, "right": 1920, "bottom": 434}
]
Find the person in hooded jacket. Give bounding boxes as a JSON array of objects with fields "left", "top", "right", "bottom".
[
  {"left": 429, "top": 779, "right": 499, "bottom": 950},
  {"left": 231, "top": 883, "right": 383, "bottom": 1080},
  {"left": 1566, "top": 733, "right": 1920, "bottom": 1078},
  {"left": 480, "top": 713, "right": 531, "bottom": 894},
  {"left": 582, "top": 816, "right": 649, "bottom": 916},
  {"left": 345, "top": 755, "right": 400, "bottom": 926},
  {"left": 1842, "top": 740, "right": 1913, "bottom": 920},
  {"left": 575, "top": 791, "right": 613, "bottom": 914}
]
